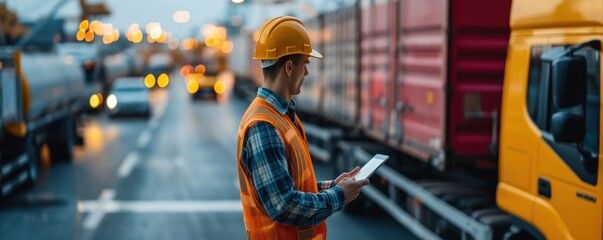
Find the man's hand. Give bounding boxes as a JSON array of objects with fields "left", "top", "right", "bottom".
[
  {"left": 334, "top": 166, "right": 360, "bottom": 185},
  {"left": 336, "top": 178, "right": 369, "bottom": 203}
]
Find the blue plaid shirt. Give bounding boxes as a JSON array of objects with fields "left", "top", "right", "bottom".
[{"left": 240, "top": 87, "right": 345, "bottom": 227}]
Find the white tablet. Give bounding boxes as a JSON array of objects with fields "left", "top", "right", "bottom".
[{"left": 354, "top": 154, "right": 389, "bottom": 180}]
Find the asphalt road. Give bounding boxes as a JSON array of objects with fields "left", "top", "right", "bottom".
[{"left": 0, "top": 73, "right": 418, "bottom": 240}]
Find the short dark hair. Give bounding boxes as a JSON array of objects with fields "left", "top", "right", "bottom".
[{"left": 262, "top": 54, "right": 303, "bottom": 81}]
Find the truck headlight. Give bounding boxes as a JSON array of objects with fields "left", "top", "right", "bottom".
[
  {"left": 187, "top": 80, "right": 199, "bottom": 94},
  {"left": 214, "top": 80, "right": 225, "bottom": 94},
  {"left": 158, "top": 73, "right": 169, "bottom": 88},
  {"left": 89, "top": 93, "right": 103, "bottom": 109}
]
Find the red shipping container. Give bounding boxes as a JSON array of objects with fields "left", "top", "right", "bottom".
[
  {"left": 322, "top": 6, "right": 359, "bottom": 127},
  {"left": 447, "top": 0, "right": 510, "bottom": 157},
  {"left": 391, "top": 0, "right": 511, "bottom": 165},
  {"left": 395, "top": 0, "right": 448, "bottom": 159},
  {"left": 359, "top": 0, "right": 394, "bottom": 140}
]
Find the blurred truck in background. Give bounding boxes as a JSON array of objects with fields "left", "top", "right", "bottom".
[
  {"left": 55, "top": 42, "right": 104, "bottom": 112},
  {"left": 229, "top": 28, "right": 262, "bottom": 100},
  {"left": 180, "top": 42, "right": 229, "bottom": 100},
  {"left": 0, "top": 0, "right": 146, "bottom": 198},
  {"left": 143, "top": 52, "right": 173, "bottom": 89},
  {"left": 54, "top": 43, "right": 146, "bottom": 113},
  {"left": 231, "top": 0, "right": 602, "bottom": 239},
  {"left": 0, "top": 48, "right": 85, "bottom": 198},
  {"left": 100, "top": 46, "right": 148, "bottom": 102}
]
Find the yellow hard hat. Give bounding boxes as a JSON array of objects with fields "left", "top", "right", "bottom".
[{"left": 254, "top": 16, "right": 322, "bottom": 60}]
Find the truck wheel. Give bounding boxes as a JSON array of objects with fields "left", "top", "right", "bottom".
[
  {"left": 503, "top": 225, "right": 537, "bottom": 240},
  {"left": 24, "top": 135, "right": 38, "bottom": 187},
  {"left": 48, "top": 118, "right": 75, "bottom": 162}
]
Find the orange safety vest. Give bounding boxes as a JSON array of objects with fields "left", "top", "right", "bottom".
[{"left": 237, "top": 97, "right": 327, "bottom": 240}]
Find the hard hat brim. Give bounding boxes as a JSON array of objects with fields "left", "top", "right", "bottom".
[{"left": 309, "top": 49, "right": 323, "bottom": 59}]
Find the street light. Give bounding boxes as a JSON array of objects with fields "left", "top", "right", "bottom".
[
  {"left": 232, "top": 0, "right": 244, "bottom": 3},
  {"left": 173, "top": 11, "right": 190, "bottom": 23}
]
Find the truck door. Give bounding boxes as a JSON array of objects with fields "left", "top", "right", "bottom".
[{"left": 527, "top": 40, "right": 601, "bottom": 240}]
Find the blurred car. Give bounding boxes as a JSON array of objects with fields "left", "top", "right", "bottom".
[
  {"left": 106, "top": 77, "right": 151, "bottom": 118},
  {"left": 185, "top": 70, "right": 225, "bottom": 100}
]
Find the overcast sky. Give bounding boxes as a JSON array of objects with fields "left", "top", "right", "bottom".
[
  {"left": 6, "top": 0, "right": 228, "bottom": 39},
  {"left": 4, "top": 0, "right": 349, "bottom": 39}
]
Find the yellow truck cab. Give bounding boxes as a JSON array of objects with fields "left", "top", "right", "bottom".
[{"left": 497, "top": 0, "right": 602, "bottom": 239}]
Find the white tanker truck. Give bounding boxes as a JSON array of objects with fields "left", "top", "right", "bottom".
[{"left": 0, "top": 48, "right": 85, "bottom": 197}]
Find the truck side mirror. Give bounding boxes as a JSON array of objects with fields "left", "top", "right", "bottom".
[
  {"left": 552, "top": 55, "right": 587, "bottom": 108},
  {"left": 551, "top": 112, "right": 585, "bottom": 143}
]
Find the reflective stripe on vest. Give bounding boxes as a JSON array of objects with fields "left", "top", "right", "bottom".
[{"left": 236, "top": 97, "right": 326, "bottom": 240}]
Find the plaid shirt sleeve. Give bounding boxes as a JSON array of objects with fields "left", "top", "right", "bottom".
[
  {"left": 242, "top": 122, "right": 346, "bottom": 227},
  {"left": 317, "top": 181, "right": 334, "bottom": 191}
]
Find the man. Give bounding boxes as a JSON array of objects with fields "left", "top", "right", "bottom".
[{"left": 236, "top": 16, "right": 370, "bottom": 240}]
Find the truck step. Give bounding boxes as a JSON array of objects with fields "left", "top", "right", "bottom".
[{"left": 1, "top": 153, "right": 29, "bottom": 177}]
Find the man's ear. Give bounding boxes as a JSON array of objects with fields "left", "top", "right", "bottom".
[{"left": 285, "top": 60, "right": 293, "bottom": 77}]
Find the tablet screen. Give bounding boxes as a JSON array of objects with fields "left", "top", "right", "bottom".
[{"left": 354, "top": 154, "right": 389, "bottom": 180}]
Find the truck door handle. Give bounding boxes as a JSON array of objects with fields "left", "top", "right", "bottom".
[{"left": 538, "top": 177, "right": 551, "bottom": 199}]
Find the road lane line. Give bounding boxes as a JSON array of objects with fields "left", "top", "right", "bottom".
[
  {"left": 78, "top": 200, "right": 242, "bottom": 213},
  {"left": 117, "top": 152, "right": 139, "bottom": 178},
  {"left": 82, "top": 189, "right": 116, "bottom": 229},
  {"left": 137, "top": 130, "right": 152, "bottom": 148}
]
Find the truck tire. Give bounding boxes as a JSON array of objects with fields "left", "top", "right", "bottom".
[
  {"left": 48, "top": 117, "right": 75, "bottom": 162},
  {"left": 503, "top": 225, "right": 537, "bottom": 240},
  {"left": 24, "top": 134, "right": 38, "bottom": 187}
]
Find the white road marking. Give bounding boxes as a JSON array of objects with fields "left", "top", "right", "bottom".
[
  {"left": 137, "top": 130, "right": 152, "bottom": 148},
  {"left": 78, "top": 200, "right": 242, "bottom": 213},
  {"left": 82, "top": 189, "right": 116, "bottom": 229},
  {"left": 137, "top": 156, "right": 186, "bottom": 169},
  {"left": 117, "top": 152, "right": 139, "bottom": 178}
]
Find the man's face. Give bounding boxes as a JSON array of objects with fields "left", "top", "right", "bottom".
[{"left": 288, "top": 55, "right": 309, "bottom": 96}]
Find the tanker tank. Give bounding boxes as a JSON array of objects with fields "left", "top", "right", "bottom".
[{"left": 19, "top": 52, "right": 85, "bottom": 122}]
